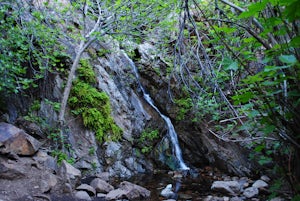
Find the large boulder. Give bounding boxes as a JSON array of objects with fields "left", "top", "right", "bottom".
[
  {"left": 90, "top": 178, "right": 114, "bottom": 193},
  {"left": 58, "top": 160, "right": 82, "bottom": 188},
  {"left": 105, "top": 181, "right": 150, "bottom": 200},
  {"left": 0, "top": 122, "right": 41, "bottom": 156}
]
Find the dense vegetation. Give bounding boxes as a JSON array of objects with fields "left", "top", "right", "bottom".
[{"left": 0, "top": 0, "right": 299, "bottom": 197}]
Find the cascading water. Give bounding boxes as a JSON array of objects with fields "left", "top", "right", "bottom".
[{"left": 124, "top": 53, "right": 189, "bottom": 170}]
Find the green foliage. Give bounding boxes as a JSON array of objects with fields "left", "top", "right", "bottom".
[
  {"left": 0, "top": 3, "right": 65, "bottom": 94},
  {"left": 174, "top": 98, "right": 193, "bottom": 120},
  {"left": 88, "top": 147, "right": 96, "bottom": 156},
  {"left": 139, "top": 128, "right": 159, "bottom": 154},
  {"left": 51, "top": 149, "right": 75, "bottom": 165},
  {"left": 69, "top": 66, "right": 122, "bottom": 143}
]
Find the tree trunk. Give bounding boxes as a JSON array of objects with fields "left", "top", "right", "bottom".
[{"left": 58, "top": 40, "right": 85, "bottom": 124}]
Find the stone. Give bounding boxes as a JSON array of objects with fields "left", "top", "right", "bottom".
[
  {"left": 97, "top": 193, "right": 107, "bottom": 198},
  {"left": 75, "top": 191, "right": 92, "bottom": 200},
  {"left": 0, "top": 122, "right": 41, "bottom": 156},
  {"left": 34, "top": 150, "right": 58, "bottom": 172},
  {"left": 96, "top": 172, "right": 110, "bottom": 181},
  {"left": 40, "top": 173, "right": 57, "bottom": 193},
  {"left": 105, "top": 189, "right": 127, "bottom": 200},
  {"left": 230, "top": 197, "right": 243, "bottom": 201},
  {"left": 160, "top": 184, "right": 175, "bottom": 198},
  {"left": 260, "top": 175, "right": 271, "bottom": 182},
  {"left": 58, "top": 160, "right": 81, "bottom": 188},
  {"left": 0, "top": 160, "right": 25, "bottom": 180},
  {"left": 119, "top": 181, "right": 151, "bottom": 199},
  {"left": 211, "top": 181, "right": 241, "bottom": 195},
  {"left": 243, "top": 187, "right": 259, "bottom": 198},
  {"left": 76, "top": 184, "right": 96, "bottom": 196},
  {"left": 252, "top": 180, "right": 268, "bottom": 189},
  {"left": 90, "top": 178, "right": 114, "bottom": 193}
]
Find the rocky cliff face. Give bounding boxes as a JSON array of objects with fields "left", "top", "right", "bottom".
[{"left": 0, "top": 30, "right": 258, "bottom": 180}]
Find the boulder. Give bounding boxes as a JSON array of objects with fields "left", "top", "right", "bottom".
[
  {"left": 160, "top": 184, "right": 175, "bottom": 198},
  {"left": 90, "top": 178, "right": 114, "bottom": 193},
  {"left": 75, "top": 191, "right": 92, "bottom": 200},
  {"left": 105, "top": 189, "right": 127, "bottom": 200},
  {"left": 252, "top": 179, "right": 268, "bottom": 189},
  {"left": 211, "top": 181, "right": 241, "bottom": 195},
  {"left": 105, "top": 181, "right": 150, "bottom": 200},
  {"left": 58, "top": 160, "right": 81, "bottom": 188},
  {"left": 243, "top": 186, "right": 259, "bottom": 198},
  {"left": 0, "top": 160, "right": 25, "bottom": 180},
  {"left": 119, "top": 181, "right": 151, "bottom": 199},
  {"left": 0, "top": 122, "right": 41, "bottom": 156},
  {"left": 76, "top": 184, "right": 96, "bottom": 196}
]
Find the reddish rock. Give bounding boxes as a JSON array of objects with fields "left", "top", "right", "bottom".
[{"left": 0, "top": 122, "right": 41, "bottom": 156}]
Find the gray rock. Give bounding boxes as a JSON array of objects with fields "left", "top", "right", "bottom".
[
  {"left": 211, "top": 181, "right": 241, "bottom": 195},
  {"left": 58, "top": 160, "right": 81, "bottom": 188},
  {"left": 252, "top": 180, "right": 268, "bottom": 189},
  {"left": 160, "top": 184, "right": 175, "bottom": 198},
  {"left": 0, "top": 122, "right": 41, "bottom": 156},
  {"left": 260, "top": 175, "right": 271, "bottom": 182},
  {"left": 59, "top": 160, "right": 81, "bottom": 179},
  {"left": 90, "top": 178, "right": 114, "bottom": 193},
  {"left": 106, "top": 189, "right": 127, "bottom": 200},
  {"left": 75, "top": 191, "right": 92, "bottom": 200},
  {"left": 34, "top": 150, "right": 57, "bottom": 172},
  {"left": 96, "top": 172, "right": 110, "bottom": 181},
  {"left": 119, "top": 181, "right": 150, "bottom": 199},
  {"left": 243, "top": 187, "right": 259, "bottom": 198},
  {"left": 97, "top": 193, "right": 107, "bottom": 198},
  {"left": 0, "top": 160, "right": 25, "bottom": 180},
  {"left": 76, "top": 184, "right": 96, "bottom": 196},
  {"left": 40, "top": 173, "right": 57, "bottom": 193},
  {"left": 230, "top": 197, "right": 243, "bottom": 201}
]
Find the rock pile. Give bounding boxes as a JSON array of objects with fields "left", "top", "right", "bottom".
[
  {"left": 0, "top": 122, "right": 151, "bottom": 201},
  {"left": 206, "top": 175, "right": 284, "bottom": 201}
]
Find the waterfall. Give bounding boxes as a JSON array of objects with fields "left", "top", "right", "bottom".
[{"left": 124, "top": 53, "right": 189, "bottom": 170}]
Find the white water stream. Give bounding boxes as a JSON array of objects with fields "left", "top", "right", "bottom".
[{"left": 124, "top": 53, "right": 189, "bottom": 170}]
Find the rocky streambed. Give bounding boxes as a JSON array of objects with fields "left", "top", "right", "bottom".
[{"left": 0, "top": 122, "right": 293, "bottom": 201}]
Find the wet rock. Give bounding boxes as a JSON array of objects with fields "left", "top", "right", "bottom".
[
  {"left": 90, "top": 178, "right": 114, "bottom": 193},
  {"left": 160, "top": 184, "right": 175, "bottom": 198},
  {"left": 252, "top": 179, "right": 268, "bottom": 189},
  {"left": 243, "top": 187, "right": 259, "bottom": 198},
  {"left": 76, "top": 184, "right": 96, "bottom": 196},
  {"left": 75, "top": 191, "right": 92, "bottom": 200},
  {"left": 0, "top": 122, "right": 41, "bottom": 156},
  {"left": 211, "top": 181, "right": 241, "bottom": 195}
]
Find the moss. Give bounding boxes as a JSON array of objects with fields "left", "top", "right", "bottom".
[
  {"left": 77, "top": 59, "right": 97, "bottom": 84},
  {"left": 69, "top": 60, "right": 122, "bottom": 143}
]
